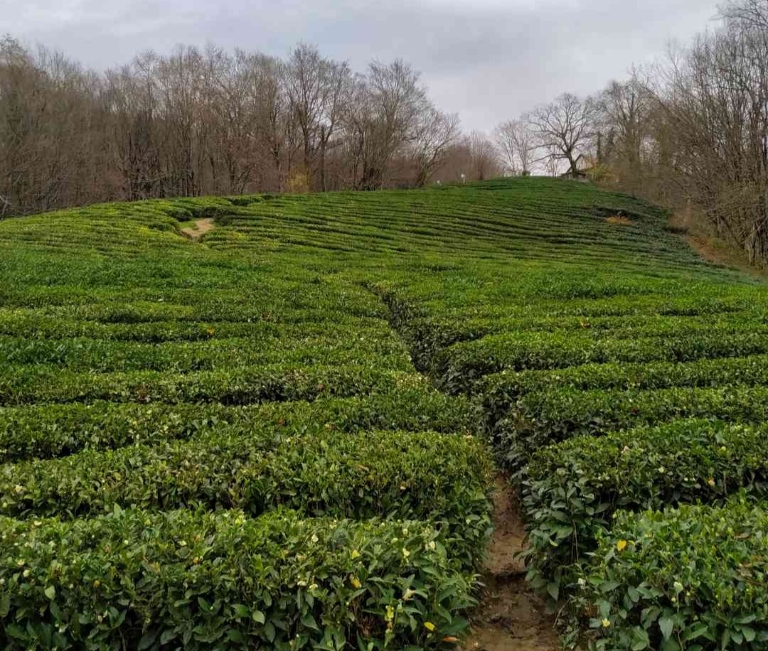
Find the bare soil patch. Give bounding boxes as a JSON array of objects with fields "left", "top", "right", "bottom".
[
  {"left": 685, "top": 233, "right": 723, "bottom": 265},
  {"left": 462, "top": 478, "right": 560, "bottom": 651},
  {"left": 671, "top": 212, "right": 768, "bottom": 278},
  {"left": 605, "top": 215, "right": 633, "bottom": 226},
  {"left": 181, "top": 218, "right": 215, "bottom": 240}
]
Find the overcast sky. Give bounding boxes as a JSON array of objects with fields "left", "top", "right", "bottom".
[{"left": 4, "top": 0, "right": 722, "bottom": 131}]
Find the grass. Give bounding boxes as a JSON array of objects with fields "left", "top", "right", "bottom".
[{"left": 0, "top": 177, "right": 766, "bottom": 649}]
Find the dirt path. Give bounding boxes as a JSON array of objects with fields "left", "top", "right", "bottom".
[
  {"left": 462, "top": 478, "right": 560, "bottom": 651},
  {"left": 181, "top": 218, "right": 215, "bottom": 240},
  {"left": 372, "top": 289, "right": 560, "bottom": 650}
]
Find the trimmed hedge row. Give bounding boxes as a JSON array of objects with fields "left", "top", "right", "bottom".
[
  {"left": 0, "top": 402, "right": 216, "bottom": 464},
  {"left": 397, "top": 313, "right": 765, "bottom": 375},
  {"left": 0, "top": 314, "right": 283, "bottom": 342},
  {"left": 437, "top": 331, "right": 768, "bottom": 393},
  {"left": 0, "top": 389, "right": 475, "bottom": 463},
  {"left": 579, "top": 500, "right": 768, "bottom": 651},
  {"left": 0, "top": 293, "right": 389, "bottom": 322},
  {"left": 0, "top": 330, "right": 410, "bottom": 373},
  {"left": 0, "top": 509, "right": 475, "bottom": 649},
  {"left": 478, "top": 354, "right": 768, "bottom": 422},
  {"left": 0, "top": 364, "right": 417, "bottom": 406},
  {"left": 523, "top": 419, "right": 768, "bottom": 601},
  {"left": 0, "top": 314, "right": 390, "bottom": 342},
  {"left": 491, "top": 385, "right": 768, "bottom": 472},
  {"left": 383, "top": 276, "right": 755, "bottom": 318},
  {"left": 0, "top": 429, "right": 494, "bottom": 564}
]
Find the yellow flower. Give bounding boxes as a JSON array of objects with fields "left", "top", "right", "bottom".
[
  {"left": 707, "top": 478, "right": 716, "bottom": 487},
  {"left": 424, "top": 622, "right": 436, "bottom": 632},
  {"left": 351, "top": 577, "right": 361, "bottom": 589},
  {"left": 616, "top": 540, "right": 628, "bottom": 552},
  {"left": 602, "top": 618, "right": 611, "bottom": 628},
  {"left": 351, "top": 549, "right": 360, "bottom": 559}
]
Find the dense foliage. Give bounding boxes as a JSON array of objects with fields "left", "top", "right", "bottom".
[
  {"left": 524, "top": 420, "right": 768, "bottom": 601},
  {"left": 581, "top": 501, "right": 768, "bottom": 651},
  {"left": 0, "top": 509, "right": 475, "bottom": 650},
  {"left": 2, "top": 177, "right": 768, "bottom": 648}
]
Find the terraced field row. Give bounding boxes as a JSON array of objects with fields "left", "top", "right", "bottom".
[
  {"left": 0, "top": 187, "right": 508, "bottom": 650},
  {"left": 359, "top": 187, "right": 768, "bottom": 649},
  {"left": 1, "top": 178, "right": 766, "bottom": 649}
]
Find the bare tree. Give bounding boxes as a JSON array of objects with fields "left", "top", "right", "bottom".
[
  {"left": 596, "top": 74, "right": 654, "bottom": 191},
  {"left": 528, "top": 93, "right": 598, "bottom": 176},
  {"left": 0, "top": 37, "right": 461, "bottom": 214},
  {"left": 411, "top": 109, "right": 460, "bottom": 187},
  {"left": 0, "top": 36, "right": 111, "bottom": 212},
  {"left": 361, "top": 60, "right": 428, "bottom": 190},
  {"left": 721, "top": 0, "right": 768, "bottom": 29},
  {"left": 283, "top": 44, "right": 351, "bottom": 191},
  {"left": 104, "top": 54, "right": 162, "bottom": 200},
  {"left": 494, "top": 119, "right": 535, "bottom": 175},
  {"left": 465, "top": 131, "right": 499, "bottom": 181}
]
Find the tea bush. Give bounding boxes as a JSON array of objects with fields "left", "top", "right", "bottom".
[
  {"left": 3, "top": 177, "right": 768, "bottom": 647},
  {"left": 0, "top": 429, "right": 493, "bottom": 566},
  {"left": 0, "top": 388, "right": 474, "bottom": 463},
  {"left": 490, "top": 385, "right": 768, "bottom": 472},
  {"left": 580, "top": 500, "right": 768, "bottom": 651},
  {"left": 524, "top": 420, "right": 768, "bottom": 600},
  {"left": 0, "top": 509, "right": 475, "bottom": 650}
]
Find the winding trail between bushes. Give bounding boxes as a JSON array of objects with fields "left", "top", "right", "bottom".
[
  {"left": 372, "top": 287, "right": 559, "bottom": 651},
  {"left": 462, "top": 479, "right": 560, "bottom": 651}
]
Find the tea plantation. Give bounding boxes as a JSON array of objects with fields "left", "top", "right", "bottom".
[{"left": 1, "top": 178, "right": 766, "bottom": 650}]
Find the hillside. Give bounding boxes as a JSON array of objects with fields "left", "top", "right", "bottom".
[{"left": 1, "top": 178, "right": 767, "bottom": 650}]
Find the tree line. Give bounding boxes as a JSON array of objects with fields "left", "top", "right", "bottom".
[
  {"left": 0, "top": 37, "right": 508, "bottom": 216},
  {"left": 8, "top": 0, "right": 768, "bottom": 266},
  {"left": 492, "top": 0, "right": 768, "bottom": 265}
]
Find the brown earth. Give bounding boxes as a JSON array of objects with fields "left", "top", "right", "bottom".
[
  {"left": 181, "top": 218, "right": 215, "bottom": 240},
  {"left": 462, "top": 478, "right": 560, "bottom": 651},
  {"left": 605, "top": 215, "right": 633, "bottom": 226},
  {"left": 670, "top": 211, "right": 768, "bottom": 278},
  {"left": 685, "top": 233, "right": 723, "bottom": 265}
]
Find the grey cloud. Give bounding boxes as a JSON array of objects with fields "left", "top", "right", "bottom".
[{"left": 2, "top": 0, "right": 721, "bottom": 130}]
